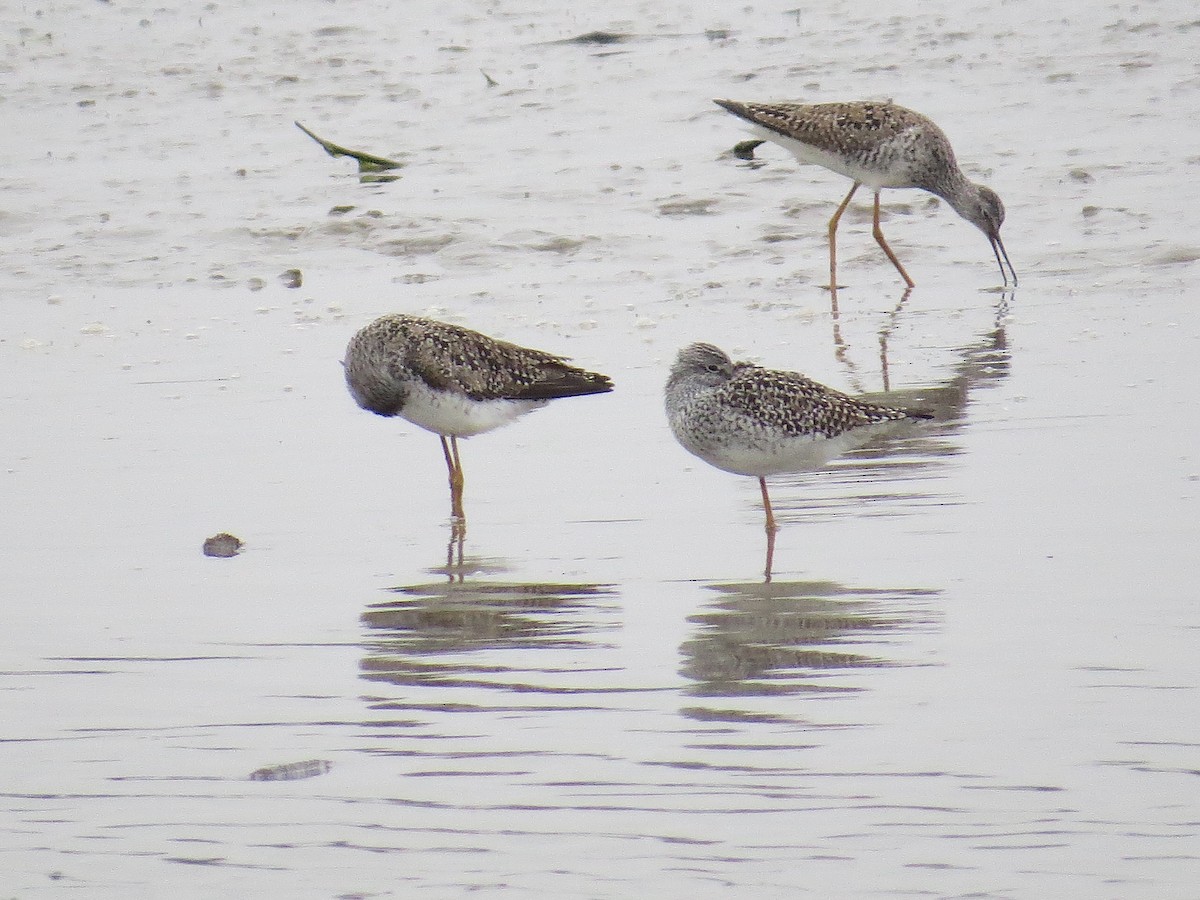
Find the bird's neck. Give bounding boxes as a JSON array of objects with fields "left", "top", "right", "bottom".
[{"left": 931, "top": 168, "right": 979, "bottom": 218}]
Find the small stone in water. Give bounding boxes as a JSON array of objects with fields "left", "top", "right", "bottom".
[
  {"left": 279, "top": 268, "right": 302, "bottom": 289},
  {"left": 202, "top": 533, "right": 243, "bottom": 557},
  {"left": 249, "top": 759, "right": 333, "bottom": 781}
]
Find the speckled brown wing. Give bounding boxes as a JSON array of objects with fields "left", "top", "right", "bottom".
[
  {"left": 719, "top": 365, "right": 913, "bottom": 439},
  {"left": 399, "top": 319, "right": 612, "bottom": 402},
  {"left": 505, "top": 354, "right": 614, "bottom": 401},
  {"left": 715, "top": 100, "right": 931, "bottom": 158}
]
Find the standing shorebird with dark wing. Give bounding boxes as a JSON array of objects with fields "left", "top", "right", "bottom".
[
  {"left": 715, "top": 99, "right": 1016, "bottom": 293},
  {"left": 345, "top": 314, "right": 613, "bottom": 528},
  {"left": 665, "top": 342, "right": 930, "bottom": 579}
]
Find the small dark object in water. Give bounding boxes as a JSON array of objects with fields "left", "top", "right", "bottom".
[
  {"left": 279, "top": 268, "right": 302, "bottom": 289},
  {"left": 202, "top": 533, "right": 243, "bottom": 558},
  {"left": 563, "top": 31, "right": 630, "bottom": 44},
  {"left": 733, "top": 139, "right": 766, "bottom": 160},
  {"left": 249, "top": 759, "right": 332, "bottom": 781}
]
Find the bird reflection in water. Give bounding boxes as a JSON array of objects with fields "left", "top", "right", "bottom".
[
  {"left": 360, "top": 559, "right": 616, "bottom": 692},
  {"left": 680, "top": 579, "right": 937, "bottom": 704},
  {"left": 829, "top": 286, "right": 914, "bottom": 392},
  {"left": 443, "top": 522, "right": 466, "bottom": 582},
  {"left": 838, "top": 288, "right": 1012, "bottom": 397},
  {"left": 831, "top": 286, "right": 1012, "bottom": 399},
  {"left": 857, "top": 292, "right": 1012, "bottom": 430}
]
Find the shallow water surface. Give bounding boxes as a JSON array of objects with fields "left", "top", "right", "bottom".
[{"left": 3, "top": 0, "right": 1199, "bottom": 896}]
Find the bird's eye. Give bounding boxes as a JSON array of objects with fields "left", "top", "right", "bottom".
[{"left": 706, "top": 364, "right": 721, "bottom": 372}]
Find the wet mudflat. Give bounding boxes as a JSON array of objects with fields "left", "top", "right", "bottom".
[{"left": 3, "top": 0, "right": 1199, "bottom": 896}]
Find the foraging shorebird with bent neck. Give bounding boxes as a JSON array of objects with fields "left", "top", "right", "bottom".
[{"left": 714, "top": 98, "right": 1017, "bottom": 293}]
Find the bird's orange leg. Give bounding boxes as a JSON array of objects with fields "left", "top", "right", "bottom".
[
  {"left": 440, "top": 435, "right": 466, "bottom": 526},
  {"left": 872, "top": 192, "right": 916, "bottom": 288},
  {"left": 759, "top": 476, "right": 778, "bottom": 582},
  {"left": 827, "top": 182, "right": 860, "bottom": 297},
  {"left": 449, "top": 436, "right": 465, "bottom": 523}
]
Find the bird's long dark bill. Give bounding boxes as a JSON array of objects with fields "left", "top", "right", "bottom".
[{"left": 991, "top": 235, "right": 1018, "bottom": 287}]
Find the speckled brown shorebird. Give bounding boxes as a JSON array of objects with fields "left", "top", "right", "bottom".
[
  {"left": 345, "top": 314, "right": 613, "bottom": 526},
  {"left": 665, "top": 342, "right": 930, "bottom": 578},
  {"left": 714, "top": 99, "right": 1017, "bottom": 292}
]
